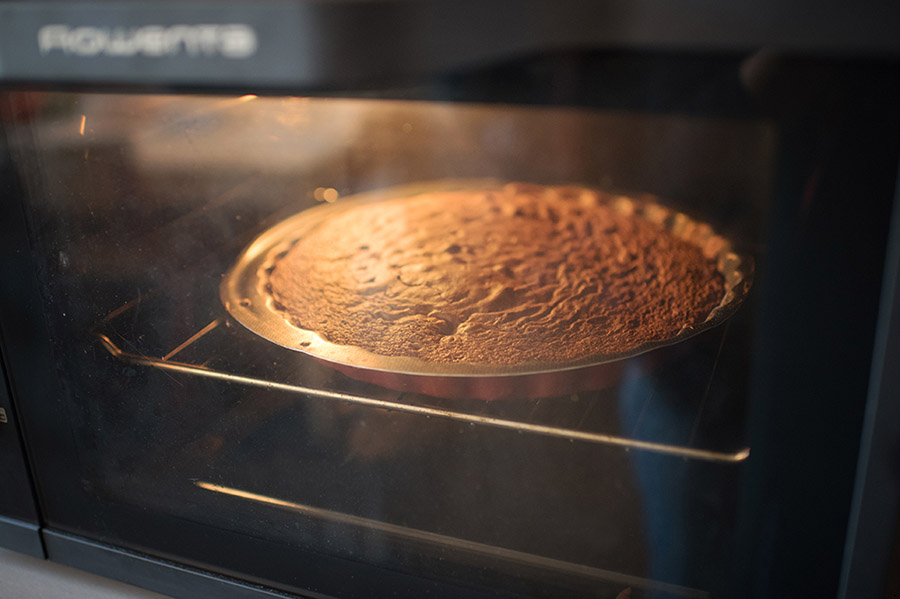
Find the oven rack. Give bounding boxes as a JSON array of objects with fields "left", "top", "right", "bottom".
[{"left": 95, "top": 296, "right": 750, "bottom": 464}]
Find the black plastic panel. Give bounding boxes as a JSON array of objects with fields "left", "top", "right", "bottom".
[
  {"left": 0, "top": 516, "right": 43, "bottom": 558},
  {"left": 839, "top": 165, "right": 900, "bottom": 598},
  {"left": 0, "top": 105, "right": 43, "bottom": 557},
  {"left": 0, "top": 177, "right": 43, "bottom": 556},
  {"left": 732, "top": 58, "right": 900, "bottom": 599},
  {"left": 0, "top": 114, "right": 59, "bottom": 536},
  {"left": 44, "top": 527, "right": 548, "bottom": 599},
  {"left": 0, "top": 354, "right": 40, "bottom": 526},
  {"left": 43, "top": 529, "right": 307, "bottom": 599},
  {"left": 0, "top": 0, "right": 899, "bottom": 92}
]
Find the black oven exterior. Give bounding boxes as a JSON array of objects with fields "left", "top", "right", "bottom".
[
  {"left": 0, "top": 347, "right": 42, "bottom": 559},
  {"left": 1, "top": 2, "right": 900, "bottom": 599}
]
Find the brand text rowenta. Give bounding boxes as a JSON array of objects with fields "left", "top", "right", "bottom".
[{"left": 38, "top": 24, "right": 258, "bottom": 58}]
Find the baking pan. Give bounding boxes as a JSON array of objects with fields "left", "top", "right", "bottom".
[{"left": 221, "top": 180, "right": 753, "bottom": 400}]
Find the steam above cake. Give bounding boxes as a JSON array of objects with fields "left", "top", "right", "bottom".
[{"left": 265, "top": 183, "right": 725, "bottom": 367}]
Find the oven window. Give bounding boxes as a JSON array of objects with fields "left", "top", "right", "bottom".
[{"left": 4, "top": 90, "right": 775, "bottom": 598}]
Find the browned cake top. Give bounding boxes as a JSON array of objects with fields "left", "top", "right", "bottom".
[{"left": 265, "top": 183, "right": 725, "bottom": 367}]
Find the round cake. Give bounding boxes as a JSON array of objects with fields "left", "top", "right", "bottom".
[{"left": 263, "top": 182, "right": 727, "bottom": 368}]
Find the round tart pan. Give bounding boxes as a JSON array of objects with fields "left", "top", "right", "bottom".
[{"left": 221, "top": 180, "right": 753, "bottom": 400}]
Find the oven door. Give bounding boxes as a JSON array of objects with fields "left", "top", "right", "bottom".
[{"left": 2, "top": 7, "right": 900, "bottom": 599}]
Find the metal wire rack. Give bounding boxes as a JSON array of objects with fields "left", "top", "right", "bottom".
[{"left": 95, "top": 294, "right": 750, "bottom": 464}]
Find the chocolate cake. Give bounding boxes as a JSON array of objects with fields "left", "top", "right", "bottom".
[{"left": 264, "top": 183, "right": 725, "bottom": 367}]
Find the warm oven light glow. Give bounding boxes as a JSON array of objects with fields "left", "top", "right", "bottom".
[{"left": 314, "top": 187, "right": 339, "bottom": 203}]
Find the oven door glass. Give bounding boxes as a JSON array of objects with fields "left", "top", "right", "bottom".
[{"left": 1, "top": 52, "right": 897, "bottom": 599}]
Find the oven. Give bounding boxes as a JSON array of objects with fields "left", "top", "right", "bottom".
[{"left": 1, "top": 2, "right": 899, "bottom": 598}]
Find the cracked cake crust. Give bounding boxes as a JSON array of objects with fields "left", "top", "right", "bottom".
[{"left": 265, "top": 182, "right": 725, "bottom": 367}]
